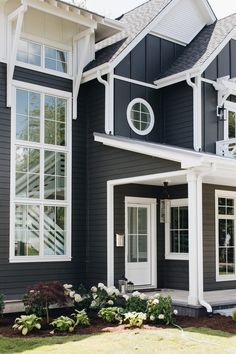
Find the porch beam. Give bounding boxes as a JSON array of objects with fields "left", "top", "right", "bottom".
[{"left": 187, "top": 171, "right": 199, "bottom": 306}]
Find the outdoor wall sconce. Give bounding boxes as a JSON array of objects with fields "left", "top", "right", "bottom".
[
  {"left": 217, "top": 105, "right": 226, "bottom": 121},
  {"left": 116, "top": 234, "right": 125, "bottom": 247}
]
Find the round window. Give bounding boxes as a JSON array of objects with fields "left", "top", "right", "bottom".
[{"left": 127, "top": 98, "right": 155, "bottom": 135}]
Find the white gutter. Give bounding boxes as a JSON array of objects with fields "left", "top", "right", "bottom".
[
  {"left": 196, "top": 164, "right": 216, "bottom": 313},
  {"left": 96, "top": 70, "right": 111, "bottom": 134},
  {"left": 186, "top": 74, "right": 202, "bottom": 152}
]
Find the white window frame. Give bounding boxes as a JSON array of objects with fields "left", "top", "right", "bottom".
[
  {"left": 16, "top": 33, "right": 73, "bottom": 79},
  {"left": 215, "top": 190, "right": 236, "bottom": 281},
  {"left": 165, "top": 198, "right": 189, "bottom": 261},
  {"left": 10, "top": 80, "right": 72, "bottom": 263},
  {"left": 224, "top": 101, "right": 236, "bottom": 140},
  {"left": 126, "top": 98, "right": 155, "bottom": 136}
]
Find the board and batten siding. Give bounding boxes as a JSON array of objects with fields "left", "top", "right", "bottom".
[
  {"left": 202, "top": 39, "right": 236, "bottom": 153},
  {"left": 83, "top": 79, "right": 183, "bottom": 286},
  {"left": 0, "top": 63, "right": 86, "bottom": 299},
  {"left": 114, "top": 184, "right": 189, "bottom": 290},
  {"left": 203, "top": 184, "right": 236, "bottom": 290}
]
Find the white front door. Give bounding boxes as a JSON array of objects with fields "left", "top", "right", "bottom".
[{"left": 125, "top": 197, "right": 156, "bottom": 287}]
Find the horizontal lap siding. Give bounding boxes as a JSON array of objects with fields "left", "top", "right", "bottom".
[
  {"left": 85, "top": 79, "right": 183, "bottom": 286},
  {"left": 203, "top": 184, "right": 236, "bottom": 290},
  {"left": 0, "top": 63, "right": 85, "bottom": 299}
]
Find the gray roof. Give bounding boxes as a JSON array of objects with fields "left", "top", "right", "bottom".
[
  {"left": 160, "top": 13, "right": 236, "bottom": 79},
  {"left": 85, "top": 0, "right": 172, "bottom": 71}
]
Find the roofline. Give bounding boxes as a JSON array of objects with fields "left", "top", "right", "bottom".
[
  {"left": 154, "top": 25, "right": 236, "bottom": 89},
  {"left": 201, "top": 0, "right": 217, "bottom": 22},
  {"left": 94, "top": 132, "right": 236, "bottom": 170}
]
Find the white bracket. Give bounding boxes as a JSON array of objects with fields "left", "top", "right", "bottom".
[
  {"left": 7, "top": 2, "right": 27, "bottom": 107},
  {"left": 213, "top": 76, "right": 236, "bottom": 107},
  {"left": 72, "top": 28, "right": 94, "bottom": 119}
]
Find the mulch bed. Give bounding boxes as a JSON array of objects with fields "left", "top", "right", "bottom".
[{"left": 0, "top": 309, "right": 236, "bottom": 337}]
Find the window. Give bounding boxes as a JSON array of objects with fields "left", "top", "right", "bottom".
[
  {"left": 16, "top": 38, "right": 70, "bottom": 75},
  {"left": 224, "top": 102, "right": 236, "bottom": 140},
  {"left": 11, "top": 83, "right": 71, "bottom": 262},
  {"left": 165, "top": 199, "right": 189, "bottom": 260},
  {"left": 216, "top": 191, "right": 236, "bottom": 281},
  {"left": 127, "top": 98, "right": 155, "bottom": 135}
]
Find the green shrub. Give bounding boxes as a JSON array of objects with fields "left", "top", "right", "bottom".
[
  {"left": 147, "top": 295, "right": 175, "bottom": 325},
  {"left": 71, "top": 309, "right": 90, "bottom": 327},
  {"left": 125, "top": 292, "right": 147, "bottom": 313},
  {"left": 0, "top": 294, "right": 4, "bottom": 316},
  {"left": 98, "top": 307, "right": 123, "bottom": 324},
  {"left": 123, "top": 312, "right": 146, "bottom": 328},
  {"left": 13, "top": 314, "right": 42, "bottom": 336},
  {"left": 50, "top": 316, "right": 74, "bottom": 333}
]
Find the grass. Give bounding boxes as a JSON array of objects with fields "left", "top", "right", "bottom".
[{"left": 1, "top": 327, "right": 236, "bottom": 354}]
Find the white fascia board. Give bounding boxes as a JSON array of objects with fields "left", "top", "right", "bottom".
[
  {"left": 102, "top": 18, "right": 125, "bottom": 32},
  {"left": 82, "top": 63, "right": 111, "bottom": 83},
  {"left": 94, "top": 133, "right": 204, "bottom": 168},
  {"left": 200, "top": 0, "right": 216, "bottom": 24},
  {"left": 154, "top": 69, "right": 199, "bottom": 89}
]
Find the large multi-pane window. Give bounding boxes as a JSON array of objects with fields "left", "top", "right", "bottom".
[
  {"left": 11, "top": 84, "right": 71, "bottom": 262},
  {"left": 216, "top": 192, "right": 236, "bottom": 280},
  {"left": 165, "top": 199, "right": 189, "bottom": 260},
  {"left": 17, "top": 39, "right": 70, "bottom": 75}
]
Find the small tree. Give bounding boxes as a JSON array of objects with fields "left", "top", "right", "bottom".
[{"left": 23, "top": 281, "right": 67, "bottom": 323}]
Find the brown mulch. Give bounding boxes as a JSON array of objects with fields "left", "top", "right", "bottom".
[{"left": 0, "top": 310, "right": 236, "bottom": 338}]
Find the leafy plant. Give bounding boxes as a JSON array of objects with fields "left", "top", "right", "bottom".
[
  {"left": 50, "top": 315, "right": 75, "bottom": 333},
  {"left": 232, "top": 308, "right": 236, "bottom": 321},
  {"left": 147, "top": 295, "right": 175, "bottom": 325},
  {"left": 98, "top": 307, "right": 123, "bottom": 324},
  {"left": 13, "top": 314, "right": 42, "bottom": 335},
  {"left": 123, "top": 312, "right": 146, "bottom": 328},
  {"left": 125, "top": 292, "right": 147, "bottom": 313},
  {"left": 71, "top": 309, "right": 90, "bottom": 327},
  {"left": 89, "top": 283, "right": 121, "bottom": 310},
  {"left": 23, "top": 281, "right": 67, "bottom": 323},
  {"left": 0, "top": 294, "right": 4, "bottom": 316}
]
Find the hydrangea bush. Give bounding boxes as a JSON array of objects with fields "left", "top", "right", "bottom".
[
  {"left": 147, "top": 294, "right": 177, "bottom": 325},
  {"left": 125, "top": 291, "right": 147, "bottom": 313}
]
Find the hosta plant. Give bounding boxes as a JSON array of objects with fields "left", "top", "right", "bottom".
[
  {"left": 72, "top": 309, "right": 90, "bottom": 328},
  {"left": 13, "top": 314, "right": 42, "bottom": 335},
  {"left": 147, "top": 295, "right": 176, "bottom": 325},
  {"left": 50, "top": 316, "right": 75, "bottom": 333},
  {"left": 98, "top": 307, "right": 123, "bottom": 324},
  {"left": 124, "top": 312, "right": 146, "bottom": 328}
]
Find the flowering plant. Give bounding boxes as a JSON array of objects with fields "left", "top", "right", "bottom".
[
  {"left": 147, "top": 294, "right": 177, "bottom": 325},
  {"left": 123, "top": 312, "right": 146, "bottom": 328},
  {"left": 89, "top": 283, "right": 121, "bottom": 310},
  {"left": 125, "top": 291, "right": 147, "bottom": 313}
]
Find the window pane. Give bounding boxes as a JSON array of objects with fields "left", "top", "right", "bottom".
[
  {"left": 57, "top": 98, "right": 66, "bottom": 122},
  {"left": 45, "top": 47, "right": 57, "bottom": 59},
  {"left": 16, "top": 173, "right": 27, "bottom": 197},
  {"left": 171, "top": 207, "right": 178, "bottom": 229},
  {"left": 45, "top": 120, "right": 56, "bottom": 145},
  {"left": 16, "top": 89, "right": 28, "bottom": 116},
  {"left": 128, "top": 235, "right": 137, "bottom": 262},
  {"left": 128, "top": 207, "right": 137, "bottom": 234},
  {"left": 45, "top": 150, "right": 55, "bottom": 175},
  {"left": 138, "top": 235, "right": 147, "bottom": 262},
  {"left": 45, "top": 96, "right": 56, "bottom": 120},
  {"left": 138, "top": 207, "right": 147, "bottom": 234},
  {"left": 228, "top": 111, "right": 236, "bottom": 139},
  {"left": 57, "top": 61, "right": 67, "bottom": 73},
  {"left": 44, "top": 175, "right": 55, "bottom": 200},
  {"left": 28, "top": 174, "right": 40, "bottom": 198},
  {"left": 179, "top": 206, "right": 188, "bottom": 229},
  {"left": 29, "top": 92, "right": 40, "bottom": 117},
  {"left": 57, "top": 123, "right": 65, "bottom": 146},
  {"left": 56, "top": 152, "right": 66, "bottom": 177},
  {"left": 44, "top": 206, "right": 65, "bottom": 256},
  {"left": 16, "top": 147, "right": 27, "bottom": 172},
  {"left": 57, "top": 50, "right": 67, "bottom": 62},
  {"left": 180, "top": 230, "right": 189, "bottom": 253},
  {"left": 170, "top": 230, "right": 178, "bottom": 253},
  {"left": 28, "top": 54, "right": 41, "bottom": 66},
  {"left": 45, "top": 58, "right": 57, "bottom": 71},
  {"left": 29, "top": 42, "right": 41, "bottom": 56},
  {"left": 56, "top": 176, "right": 65, "bottom": 200},
  {"left": 29, "top": 118, "right": 40, "bottom": 142},
  {"left": 219, "top": 219, "right": 234, "bottom": 247}
]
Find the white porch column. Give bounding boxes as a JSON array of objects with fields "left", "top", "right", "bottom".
[{"left": 187, "top": 171, "right": 199, "bottom": 306}]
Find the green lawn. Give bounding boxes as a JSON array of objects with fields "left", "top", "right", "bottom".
[{"left": 1, "top": 327, "right": 236, "bottom": 354}]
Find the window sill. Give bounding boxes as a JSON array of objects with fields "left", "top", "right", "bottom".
[
  {"left": 16, "top": 61, "right": 73, "bottom": 80},
  {"left": 216, "top": 275, "right": 236, "bottom": 282},
  {"left": 165, "top": 253, "right": 189, "bottom": 261},
  {"left": 9, "top": 256, "right": 72, "bottom": 263}
]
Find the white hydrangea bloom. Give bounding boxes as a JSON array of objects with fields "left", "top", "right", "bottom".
[
  {"left": 132, "top": 291, "right": 140, "bottom": 297},
  {"left": 123, "top": 294, "right": 129, "bottom": 301},
  {"left": 74, "top": 294, "right": 82, "bottom": 303},
  {"left": 153, "top": 293, "right": 160, "bottom": 299},
  {"left": 91, "top": 300, "right": 97, "bottom": 308},
  {"left": 106, "top": 287, "right": 115, "bottom": 296},
  {"left": 153, "top": 299, "right": 159, "bottom": 305},
  {"left": 69, "top": 291, "right": 75, "bottom": 298},
  {"left": 150, "top": 315, "right": 155, "bottom": 321},
  {"left": 98, "top": 283, "right": 105, "bottom": 289},
  {"left": 63, "top": 284, "right": 73, "bottom": 289},
  {"left": 107, "top": 300, "right": 114, "bottom": 305},
  {"left": 173, "top": 309, "right": 178, "bottom": 315},
  {"left": 158, "top": 314, "right": 165, "bottom": 320},
  {"left": 140, "top": 293, "right": 146, "bottom": 300},
  {"left": 91, "top": 286, "right": 97, "bottom": 293}
]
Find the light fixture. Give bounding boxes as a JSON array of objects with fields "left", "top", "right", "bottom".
[{"left": 217, "top": 105, "right": 226, "bottom": 121}]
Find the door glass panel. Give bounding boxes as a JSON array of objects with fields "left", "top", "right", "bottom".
[
  {"left": 127, "top": 205, "right": 148, "bottom": 263},
  {"left": 228, "top": 111, "right": 236, "bottom": 139}
]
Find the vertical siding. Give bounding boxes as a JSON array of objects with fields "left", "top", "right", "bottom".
[
  {"left": 203, "top": 184, "right": 236, "bottom": 290},
  {"left": 114, "top": 184, "right": 189, "bottom": 290},
  {"left": 0, "top": 63, "right": 85, "bottom": 299},
  {"left": 115, "top": 34, "right": 185, "bottom": 83}
]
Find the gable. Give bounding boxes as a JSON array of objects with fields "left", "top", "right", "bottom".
[{"left": 152, "top": 0, "right": 213, "bottom": 45}]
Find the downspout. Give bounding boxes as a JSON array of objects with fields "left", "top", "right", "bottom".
[
  {"left": 186, "top": 74, "right": 202, "bottom": 152},
  {"left": 197, "top": 164, "right": 216, "bottom": 313},
  {"left": 96, "top": 70, "right": 111, "bottom": 135}
]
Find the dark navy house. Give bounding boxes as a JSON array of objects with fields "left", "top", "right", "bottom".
[{"left": 1, "top": 0, "right": 236, "bottom": 315}]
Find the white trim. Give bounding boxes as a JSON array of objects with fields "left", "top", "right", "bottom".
[
  {"left": 126, "top": 98, "right": 155, "bottom": 136},
  {"left": 215, "top": 189, "right": 236, "bottom": 282},
  {"left": 149, "top": 31, "right": 186, "bottom": 46},
  {"left": 114, "top": 75, "right": 158, "bottom": 90},
  {"left": 10, "top": 82, "right": 72, "bottom": 263},
  {"left": 223, "top": 101, "right": 236, "bottom": 141},
  {"left": 125, "top": 196, "right": 157, "bottom": 287},
  {"left": 21, "top": 32, "right": 72, "bottom": 52},
  {"left": 165, "top": 198, "right": 189, "bottom": 261},
  {"left": 106, "top": 170, "right": 187, "bottom": 286}
]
